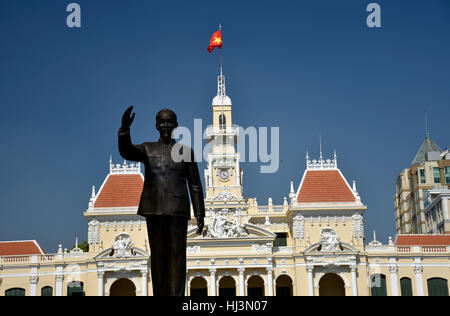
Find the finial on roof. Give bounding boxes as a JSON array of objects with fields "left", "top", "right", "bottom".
[
  {"left": 319, "top": 135, "right": 323, "bottom": 159},
  {"left": 369, "top": 230, "right": 382, "bottom": 246},
  {"left": 425, "top": 110, "right": 429, "bottom": 138},
  {"left": 306, "top": 149, "right": 338, "bottom": 170},
  {"left": 109, "top": 158, "right": 141, "bottom": 174}
]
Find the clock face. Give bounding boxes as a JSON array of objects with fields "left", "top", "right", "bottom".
[{"left": 219, "top": 169, "right": 229, "bottom": 181}]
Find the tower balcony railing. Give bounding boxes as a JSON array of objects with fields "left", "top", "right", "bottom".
[{"left": 205, "top": 124, "right": 240, "bottom": 139}]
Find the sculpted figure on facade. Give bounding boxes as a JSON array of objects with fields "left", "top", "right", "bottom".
[
  {"left": 319, "top": 228, "right": 342, "bottom": 252},
  {"left": 111, "top": 233, "right": 135, "bottom": 258}
]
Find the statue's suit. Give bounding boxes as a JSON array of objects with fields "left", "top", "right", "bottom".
[{"left": 118, "top": 128, "right": 205, "bottom": 296}]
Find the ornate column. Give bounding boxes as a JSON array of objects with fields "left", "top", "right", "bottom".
[
  {"left": 141, "top": 270, "right": 148, "bottom": 296},
  {"left": 238, "top": 268, "right": 245, "bottom": 296},
  {"left": 266, "top": 267, "right": 274, "bottom": 296},
  {"left": 55, "top": 274, "right": 64, "bottom": 296},
  {"left": 414, "top": 264, "right": 424, "bottom": 296},
  {"left": 30, "top": 276, "right": 39, "bottom": 296},
  {"left": 389, "top": 263, "right": 399, "bottom": 296},
  {"left": 97, "top": 271, "right": 105, "bottom": 296},
  {"left": 29, "top": 255, "right": 38, "bottom": 296},
  {"left": 209, "top": 268, "right": 217, "bottom": 296},
  {"left": 235, "top": 157, "right": 240, "bottom": 186},
  {"left": 350, "top": 265, "right": 358, "bottom": 296},
  {"left": 306, "top": 265, "right": 314, "bottom": 296}
]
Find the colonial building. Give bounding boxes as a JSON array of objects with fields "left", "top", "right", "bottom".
[
  {"left": 1, "top": 73, "right": 449, "bottom": 296},
  {"left": 394, "top": 134, "right": 450, "bottom": 234}
]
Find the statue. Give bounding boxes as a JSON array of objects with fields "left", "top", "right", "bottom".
[{"left": 118, "top": 106, "right": 205, "bottom": 296}]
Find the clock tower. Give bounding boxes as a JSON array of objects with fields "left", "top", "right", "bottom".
[{"left": 202, "top": 71, "right": 248, "bottom": 237}]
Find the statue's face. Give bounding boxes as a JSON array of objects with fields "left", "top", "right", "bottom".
[{"left": 156, "top": 111, "right": 178, "bottom": 140}]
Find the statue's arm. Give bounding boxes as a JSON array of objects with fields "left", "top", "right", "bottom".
[
  {"left": 118, "top": 106, "right": 146, "bottom": 163},
  {"left": 118, "top": 129, "right": 146, "bottom": 163},
  {"left": 186, "top": 149, "right": 206, "bottom": 229}
]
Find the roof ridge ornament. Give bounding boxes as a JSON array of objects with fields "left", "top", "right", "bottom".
[
  {"left": 109, "top": 157, "right": 141, "bottom": 174},
  {"left": 306, "top": 150, "right": 338, "bottom": 170}
]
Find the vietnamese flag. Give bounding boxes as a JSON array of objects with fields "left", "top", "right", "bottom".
[{"left": 207, "top": 29, "right": 222, "bottom": 53}]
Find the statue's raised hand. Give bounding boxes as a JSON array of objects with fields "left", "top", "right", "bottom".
[{"left": 121, "top": 106, "right": 135, "bottom": 132}]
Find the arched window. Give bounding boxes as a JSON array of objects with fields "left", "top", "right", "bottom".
[
  {"left": 219, "top": 276, "right": 236, "bottom": 297},
  {"left": 110, "top": 278, "right": 136, "bottom": 296},
  {"left": 400, "top": 277, "right": 413, "bottom": 296},
  {"left": 219, "top": 114, "right": 226, "bottom": 130},
  {"left": 427, "top": 278, "right": 449, "bottom": 296},
  {"left": 67, "top": 281, "right": 85, "bottom": 296},
  {"left": 41, "top": 286, "right": 53, "bottom": 296},
  {"left": 319, "top": 273, "right": 345, "bottom": 296},
  {"left": 370, "top": 274, "right": 387, "bottom": 296},
  {"left": 190, "top": 276, "right": 208, "bottom": 296},
  {"left": 247, "top": 275, "right": 265, "bottom": 296},
  {"left": 5, "top": 288, "right": 25, "bottom": 296},
  {"left": 276, "top": 275, "right": 293, "bottom": 296}
]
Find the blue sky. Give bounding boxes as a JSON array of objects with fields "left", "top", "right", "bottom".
[{"left": 0, "top": 0, "right": 449, "bottom": 252}]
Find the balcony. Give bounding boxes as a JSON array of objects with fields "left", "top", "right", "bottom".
[{"left": 205, "top": 124, "right": 240, "bottom": 140}]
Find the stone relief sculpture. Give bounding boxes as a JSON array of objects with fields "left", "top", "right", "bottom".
[
  {"left": 319, "top": 228, "right": 342, "bottom": 252},
  {"left": 204, "top": 210, "right": 248, "bottom": 238},
  {"left": 110, "top": 233, "right": 135, "bottom": 258},
  {"left": 293, "top": 214, "right": 305, "bottom": 240},
  {"left": 88, "top": 219, "right": 100, "bottom": 246}
]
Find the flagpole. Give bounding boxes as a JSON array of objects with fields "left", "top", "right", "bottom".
[{"left": 219, "top": 24, "right": 223, "bottom": 77}]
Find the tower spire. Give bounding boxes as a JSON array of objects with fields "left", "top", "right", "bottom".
[
  {"left": 425, "top": 110, "right": 429, "bottom": 138},
  {"left": 319, "top": 135, "right": 323, "bottom": 159},
  {"left": 219, "top": 24, "right": 223, "bottom": 77}
]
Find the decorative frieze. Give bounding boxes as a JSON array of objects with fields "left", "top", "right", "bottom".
[
  {"left": 352, "top": 214, "right": 364, "bottom": 240},
  {"left": 293, "top": 215, "right": 305, "bottom": 240},
  {"left": 252, "top": 243, "right": 272, "bottom": 253},
  {"left": 187, "top": 246, "right": 200, "bottom": 254},
  {"left": 88, "top": 219, "right": 100, "bottom": 246}
]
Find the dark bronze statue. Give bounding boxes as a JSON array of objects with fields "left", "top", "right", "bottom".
[{"left": 118, "top": 106, "right": 205, "bottom": 296}]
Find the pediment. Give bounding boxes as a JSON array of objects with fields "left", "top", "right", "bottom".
[
  {"left": 187, "top": 223, "right": 276, "bottom": 240},
  {"left": 94, "top": 246, "right": 149, "bottom": 259},
  {"left": 304, "top": 241, "right": 359, "bottom": 254}
]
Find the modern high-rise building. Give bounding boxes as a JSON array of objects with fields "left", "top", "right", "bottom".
[{"left": 394, "top": 134, "right": 450, "bottom": 234}]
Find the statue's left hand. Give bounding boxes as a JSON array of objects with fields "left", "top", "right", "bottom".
[{"left": 196, "top": 216, "right": 204, "bottom": 235}]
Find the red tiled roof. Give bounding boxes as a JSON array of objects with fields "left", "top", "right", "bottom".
[
  {"left": 94, "top": 174, "right": 143, "bottom": 208},
  {"left": 0, "top": 241, "right": 45, "bottom": 256},
  {"left": 297, "top": 170, "right": 356, "bottom": 203},
  {"left": 396, "top": 234, "right": 450, "bottom": 246}
]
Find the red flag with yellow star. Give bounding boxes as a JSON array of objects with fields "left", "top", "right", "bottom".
[{"left": 208, "top": 29, "right": 222, "bottom": 53}]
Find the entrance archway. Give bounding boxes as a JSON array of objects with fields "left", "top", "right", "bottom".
[
  {"left": 247, "top": 275, "right": 265, "bottom": 296},
  {"left": 219, "top": 276, "right": 236, "bottom": 296},
  {"left": 276, "top": 275, "right": 293, "bottom": 296},
  {"left": 319, "top": 273, "right": 345, "bottom": 296},
  {"left": 110, "top": 278, "right": 136, "bottom": 296},
  {"left": 190, "top": 276, "right": 208, "bottom": 296}
]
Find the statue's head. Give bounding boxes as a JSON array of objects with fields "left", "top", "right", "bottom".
[{"left": 155, "top": 109, "right": 178, "bottom": 142}]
